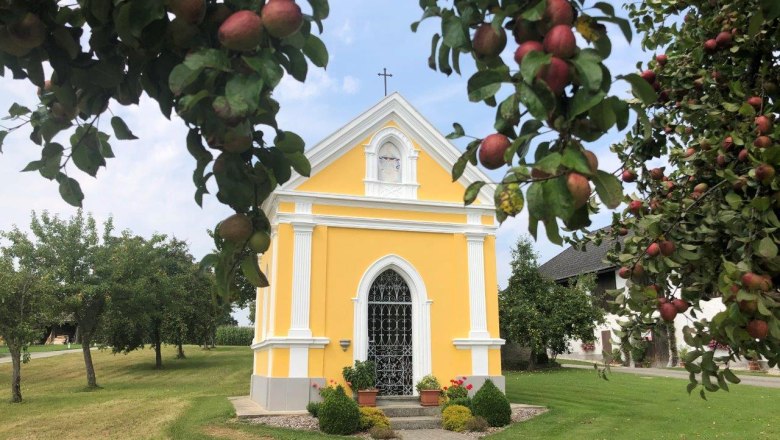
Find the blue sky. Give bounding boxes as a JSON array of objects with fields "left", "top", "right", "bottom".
[{"left": 0, "top": 1, "right": 651, "bottom": 324}]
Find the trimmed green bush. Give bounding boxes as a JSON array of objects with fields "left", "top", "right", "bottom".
[
  {"left": 465, "top": 415, "right": 489, "bottom": 432},
  {"left": 214, "top": 326, "right": 253, "bottom": 346},
  {"left": 471, "top": 379, "right": 511, "bottom": 427},
  {"left": 442, "top": 405, "right": 472, "bottom": 432},
  {"left": 359, "top": 406, "right": 390, "bottom": 431},
  {"left": 369, "top": 426, "right": 398, "bottom": 439},
  {"left": 306, "top": 401, "right": 321, "bottom": 418},
  {"left": 317, "top": 385, "right": 360, "bottom": 435},
  {"left": 442, "top": 396, "right": 472, "bottom": 412}
]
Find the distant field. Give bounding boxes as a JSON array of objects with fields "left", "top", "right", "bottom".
[{"left": 0, "top": 345, "right": 78, "bottom": 356}]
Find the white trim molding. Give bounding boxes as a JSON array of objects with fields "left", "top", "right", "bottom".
[
  {"left": 277, "top": 212, "right": 496, "bottom": 236},
  {"left": 452, "top": 338, "right": 505, "bottom": 348},
  {"left": 251, "top": 337, "right": 330, "bottom": 350},
  {"left": 364, "top": 126, "right": 419, "bottom": 200},
  {"left": 289, "top": 220, "right": 315, "bottom": 339},
  {"left": 466, "top": 232, "right": 489, "bottom": 339},
  {"left": 353, "top": 254, "right": 432, "bottom": 395}
]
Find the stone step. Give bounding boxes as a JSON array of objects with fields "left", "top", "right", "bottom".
[
  {"left": 378, "top": 404, "right": 441, "bottom": 418},
  {"left": 389, "top": 416, "right": 441, "bottom": 430},
  {"left": 376, "top": 396, "right": 419, "bottom": 404}
]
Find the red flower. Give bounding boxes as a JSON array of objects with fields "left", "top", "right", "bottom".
[
  {"left": 462, "top": 376, "right": 468, "bottom": 380},
  {"left": 312, "top": 383, "right": 319, "bottom": 388},
  {"left": 466, "top": 384, "right": 473, "bottom": 390},
  {"left": 443, "top": 386, "right": 448, "bottom": 390},
  {"left": 458, "top": 379, "right": 464, "bottom": 385}
]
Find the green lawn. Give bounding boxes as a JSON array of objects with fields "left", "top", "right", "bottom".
[
  {"left": 0, "top": 344, "right": 80, "bottom": 356},
  {"left": 2, "top": 347, "right": 779, "bottom": 439}
]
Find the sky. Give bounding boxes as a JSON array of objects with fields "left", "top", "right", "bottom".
[{"left": 0, "top": 1, "right": 651, "bottom": 325}]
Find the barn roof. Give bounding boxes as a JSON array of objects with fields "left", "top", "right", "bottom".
[{"left": 538, "top": 234, "right": 622, "bottom": 282}]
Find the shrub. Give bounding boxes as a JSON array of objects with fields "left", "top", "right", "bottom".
[
  {"left": 471, "top": 379, "right": 511, "bottom": 427},
  {"left": 342, "top": 360, "right": 376, "bottom": 391},
  {"left": 442, "top": 397, "right": 472, "bottom": 412},
  {"left": 214, "top": 326, "right": 253, "bottom": 346},
  {"left": 317, "top": 385, "right": 360, "bottom": 435},
  {"left": 415, "top": 374, "right": 441, "bottom": 392},
  {"left": 610, "top": 347, "right": 622, "bottom": 364},
  {"left": 306, "top": 401, "right": 321, "bottom": 418},
  {"left": 359, "top": 406, "right": 390, "bottom": 431},
  {"left": 369, "top": 426, "right": 398, "bottom": 439},
  {"left": 442, "top": 405, "right": 472, "bottom": 432},
  {"left": 465, "top": 416, "right": 489, "bottom": 432}
]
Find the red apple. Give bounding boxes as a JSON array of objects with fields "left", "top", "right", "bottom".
[
  {"left": 747, "top": 96, "right": 763, "bottom": 109},
  {"left": 478, "top": 134, "right": 511, "bottom": 170},
  {"left": 622, "top": 169, "right": 637, "bottom": 182},
  {"left": 628, "top": 200, "right": 643, "bottom": 215},
  {"left": 543, "top": 24, "right": 576, "bottom": 59},
  {"left": 632, "top": 262, "right": 645, "bottom": 278},
  {"left": 649, "top": 168, "right": 664, "bottom": 180},
  {"left": 693, "top": 183, "right": 708, "bottom": 193},
  {"left": 646, "top": 242, "right": 661, "bottom": 257},
  {"left": 543, "top": 0, "right": 574, "bottom": 28},
  {"left": 715, "top": 31, "right": 732, "bottom": 47},
  {"left": 656, "top": 54, "right": 668, "bottom": 66},
  {"left": 742, "top": 272, "right": 772, "bottom": 291},
  {"left": 566, "top": 172, "right": 591, "bottom": 208},
  {"left": 704, "top": 38, "right": 717, "bottom": 52},
  {"left": 716, "top": 154, "right": 728, "bottom": 168},
  {"left": 512, "top": 19, "right": 541, "bottom": 44},
  {"left": 756, "top": 164, "right": 776, "bottom": 184},
  {"left": 659, "top": 240, "right": 675, "bottom": 256},
  {"left": 660, "top": 303, "right": 678, "bottom": 322},
  {"left": 618, "top": 266, "right": 632, "bottom": 279},
  {"left": 739, "top": 300, "right": 758, "bottom": 314},
  {"left": 746, "top": 320, "right": 769, "bottom": 340},
  {"left": 262, "top": 0, "right": 304, "bottom": 39},
  {"left": 583, "top": 150, "right": 598, "bottom": 174},
  {"left": 754, "top": 136, "right": 772, "bottom": 148},
  {"left": 722, "top": 136, "right": 734, "bottom": 150},
  {"left": 168, "top": 0, "right": 207, "bottom": 24},
  {"left": 672, "top": 299, "right": 690, "bottom": 313},
  {"left": 472, "top": 23, "right": 507, "bottom": 59},
  {"left": 536, "top": 57, "right": 570, "bottom": 95},
  {"left": 219, "top": 11, "right": 264, "bottom": 51},
  {"left": 755, "top": 115, "right": 773, "bottom": 134},
  {"left": 617, "top": 227, "right": 629, "bottom": 236},
  {"left": 514, "top": 41, "right": 544, "bottom": 65},
  {"left": 640, "top": 70, "right": 656, "bottom": 84},
  {"left": 738, "top": 149, "right": 749, "bottom": 161}
]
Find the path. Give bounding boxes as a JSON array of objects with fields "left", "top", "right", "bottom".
[
  {"left": 564, "top": 364, "right": 780, "bottom": 389},
  {"left": 0, "top": 348, "right": 86, "bottom": 364}
]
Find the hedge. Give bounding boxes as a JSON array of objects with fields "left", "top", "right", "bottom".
[{"left": 214, "top": 326, "right": 254, "bottom": 346}]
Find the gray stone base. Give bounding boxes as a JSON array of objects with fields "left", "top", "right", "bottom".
[
  {"left": 249, "top": 375, "right": 325, "bottom": 411},
  {"left": 462, "top": 375, "right": 506, "bottom": 397}
]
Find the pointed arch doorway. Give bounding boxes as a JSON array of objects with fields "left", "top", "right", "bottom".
[
  {"left": 367, "top": 269, "right": 413, "bottom": 395},
  {"left": 353, "top": 255, "right": 432, "bottom": 396}
]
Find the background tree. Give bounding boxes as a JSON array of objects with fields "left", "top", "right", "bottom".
[
  {"left": 499, "top": 236, "right": 604, "bottom": 369},
  {"left": 28, "top": 210, "right": 112, "bottom": 388},
  {"left": 0, "top": 230, "right": 54, "bottom": 403}
]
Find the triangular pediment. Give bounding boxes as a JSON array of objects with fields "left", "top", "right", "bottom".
[{"left": 282, "top": 93, "right": 494, "bottom": 205}]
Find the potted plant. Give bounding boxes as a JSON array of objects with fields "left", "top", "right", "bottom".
[
  {"left": 678, "top": 346, "right": 688, "bottom": 368},
  {"left": 415, "top": 375, "right": 441, "bottom": 406},
  {"left": 343, "top": 360, "right": 378, "bottom": 406},
  {"left": 746, "top": 350, "right": 761, "bottom": 371}
]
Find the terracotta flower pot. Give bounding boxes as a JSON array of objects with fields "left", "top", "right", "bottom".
[
  {"left": 357, "top": 389, "right": 379, "bottom": 407},
  {"left": 419, "top": 389, "right": 441, "bottom": 406},
  {"left": 749, "top": 360, "right": 761, "bottom": 371}
]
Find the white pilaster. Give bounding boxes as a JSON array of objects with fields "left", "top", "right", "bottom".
[
  {"left": 471, "top": 346, "right": 489, "bottom": 375},
  {"left": 267, "top": 228, "right": 279, "bottom": 338},
  {"left": 289, "top": 346, "right": 309, "bottom": 377},
  {"left": 289, "top": 221, "right": 314, "bottom": 338},
  {"left": 466, "top": 232, "right": 489, "bottom": 339}
]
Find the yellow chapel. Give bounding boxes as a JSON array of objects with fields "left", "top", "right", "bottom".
[{"left": 250, "top": 93, "right": 504, "bottom": 411}]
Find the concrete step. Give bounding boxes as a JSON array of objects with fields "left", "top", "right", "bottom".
[
  {"left": 389, "top": 416, "right": 441, "bottom": 430},
  {"left": 376, "top": 396, "right": 419, "bottom": 405},
  {"left": 379, "top": 404, "right": 441, "bottom": 418}
]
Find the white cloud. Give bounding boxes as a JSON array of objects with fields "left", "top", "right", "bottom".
[
  {"left": 342, "top": 75, "right": 360, "bottom": 94},
  {"left": 333, "top": 19, "right": 355, "bottom": 45}
]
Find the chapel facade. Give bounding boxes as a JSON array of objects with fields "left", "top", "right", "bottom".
[{"left": 250, "top": 93, "right": 504, "bottom": 411}]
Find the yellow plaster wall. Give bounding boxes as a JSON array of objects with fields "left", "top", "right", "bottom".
[
  {"left": 271, "top": 348, "right": 289, "bottom": 377},
  {"left": 254, "top": 350, "right": 269, "bottom": 376},
  {"left": 296, "top": 135, "right": 371, "bottom": 195},
  {"left": 312, "top": 204, "right": 466, "bottom": 224},
  {"left": 308, "top": 227, "right": 476, "bottom": 385}
]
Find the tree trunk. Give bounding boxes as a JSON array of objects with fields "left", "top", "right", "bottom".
[
  {"left": 81, "top": 338, "right": 98, "bottom": 388},
  {"left": 527, "top": 349, "right": 537, "bottom": 371},
  {"left": 176, "top": 342, "right": 185, "bottom": 359},
  {"left": 666, "top": 322, "right": 679, "bottom": 367},
  {"left": 154, "top": 328, "right": 162, "bottom": 369},
  {"left": 621, "top": 343, "right": 631, "bottom": 367},
  {"left": 9, "top": 346, "right": 22, "bottom": 403}
]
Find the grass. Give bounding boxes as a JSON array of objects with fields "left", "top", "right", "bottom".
[
  {"left": 3, "top": 348, "right": 780, "bottom": 439},
  {"left": 0, "top": 344, "right": 80, "bottom": 356},
  {"left": 494, "top": 367, "right": 780, "bottom": 439},
  {"left": 0, "top": 345, "right": 346, "bottom": 440}
]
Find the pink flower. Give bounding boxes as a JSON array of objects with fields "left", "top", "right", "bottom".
[
  {"left": 457, "top": 380, "right": 463, "bottom": 385},
  {"left": 466, "top": 384, "right": 473, "bottom": 390}
]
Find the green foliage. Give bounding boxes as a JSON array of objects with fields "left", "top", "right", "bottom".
[
  {"left": 441, "top": 405, "right": 472, "bottom": 432},
  {"left": 358, "top": 406, "right": 389, "bottom": 431},
  {"left": 214, "top": 326, "right": 254, "bottom": 346},
  {"left": 500, "top": 236, "right": 605, "bottom": 363},
  {"left": 442, "top": 397, "right": 472, "bottom": 412},
  {"left": 444, "top": 378, "right": 469, "bottom": 400},
  {"left": 465, "top": 415, "right": 489, "bottom": 432},
  {"left": 369, "top": 426, "right": 398, "bottom": 439},
  {"left": 415, "top": 374, "right": 441, "bottom": 392},
  {"left": 317, "top": 385, "right": 360, "bottom": 435},
  {"left": 306, "top": 401, "right": 321, "bottom": 418},
  {"left": 342, "top": 360, "right": 376, "bottom": 391},
  {"left": 471, "top": 379, "right": 511, "bottom": 427}
]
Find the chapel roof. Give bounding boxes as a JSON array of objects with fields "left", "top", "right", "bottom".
[{"left": 538, "top": 232, "right": 623, "bottom": 282}]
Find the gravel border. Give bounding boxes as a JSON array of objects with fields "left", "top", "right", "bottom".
[{"left": 245, "top": 405, "right": 547, "bottom": 438}]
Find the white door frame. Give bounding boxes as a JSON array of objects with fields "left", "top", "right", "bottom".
[{"left": 352, "top": 254, "right": 432, "bottom": 395}]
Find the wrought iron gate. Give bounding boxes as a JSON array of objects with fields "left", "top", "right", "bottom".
[{"left": 367, "top": 269, "right": 413, "bottom": 396}]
